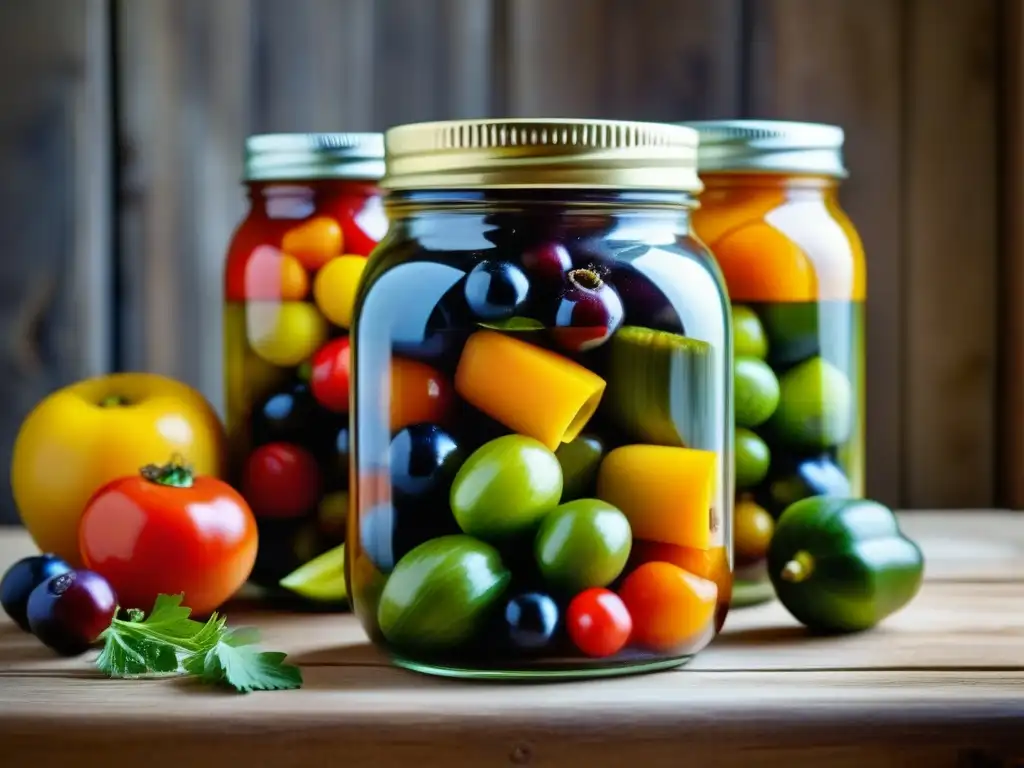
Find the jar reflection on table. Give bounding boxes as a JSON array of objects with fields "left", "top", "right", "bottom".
[
  {"left": 681, "top": 120, "right": 866, "bottom": 607},
  {"left": 222, "top": 133, "right": 387, "bottom": 607},
  {"left": 347, "top": 119, "right": 734, "bottom": 680}
]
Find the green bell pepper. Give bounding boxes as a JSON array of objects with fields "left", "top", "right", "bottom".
[{"left": 766, "top": 497, "right": 925, "bottom": 633}]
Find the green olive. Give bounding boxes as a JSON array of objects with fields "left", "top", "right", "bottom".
[
  {"left": 732, "top": 305, "right": 768, "bottom": 359},
  {"left": 450, "top": 434, "right": 563, "bottom": 542},
  {"left": 534, "top": 499, "right": 632, "bottom": 593},
  {"left": 554, "top": 433, "right": 605, "bottom": 502},
  {"left": 377, "top": 535, "right": 510, "bottom": 651},
  {"left": 768, "top": 356, "right": 853, "bottom": 449},
  {"left": 735, "top": 428, "right": 771, "bottom": 489},
  {"left": 734, "top": 356, "right": 780, "bottom": 429}
]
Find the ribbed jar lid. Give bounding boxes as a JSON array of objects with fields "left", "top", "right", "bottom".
[
  {"left": 381, "top": 118, "right": 703, "bottom": 192},
  {"left": 243, "top": 133, "right": 385, "bottom": 182},
  {"left": 677, "top": 120, "right": 847, "bottom": 178}
]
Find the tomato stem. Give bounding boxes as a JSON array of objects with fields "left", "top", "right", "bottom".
[{"left": 140, "top": 454, "right": 195, "bottom": 488}]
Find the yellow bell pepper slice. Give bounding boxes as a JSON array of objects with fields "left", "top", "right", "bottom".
[
  {"left": 454, "top": 331, "right": 606, "bottom": 452},
  {"left": 597, "top": 444, "right": 716, "bottom": 550}
]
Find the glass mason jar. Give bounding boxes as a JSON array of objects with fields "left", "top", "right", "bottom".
[
  {"left": 681, "top": 120, "right": 866, "bottom": 607},
  {"left": 223, "top": 133, "right": 387, "bottom": 607},
  {"left": 347, "top": 118, "right": 734, "bottom": 679}
]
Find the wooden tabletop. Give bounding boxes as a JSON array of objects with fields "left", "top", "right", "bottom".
[{"left": 2, "top": 511, "right": 1023, "bottom": 768}]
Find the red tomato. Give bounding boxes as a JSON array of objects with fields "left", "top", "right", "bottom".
[
  {"left": 310, "top": 337, "right": 351, "bottom": 413},
  {"left": 242, "top": 443, "right": 321, "bottom": 519},
  {"left": 566, "top": 588, "right": 632, "bottom": 658},
  {"left": 78, "top": 459, "right": 258, "bottom": 616},
  {"left": 326, "top": 193, "right": 387, "bottom": 256}
]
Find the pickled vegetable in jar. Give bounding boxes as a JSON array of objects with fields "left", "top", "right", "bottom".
[
  {"left": 680, "top": 120, "right": 866, "bottom": 607},
  {"left": 223, "top": 133, "right": 387, "bottom": 607},
  {"left": 347, "top": 118, "right": 734, "bottom": 679}
]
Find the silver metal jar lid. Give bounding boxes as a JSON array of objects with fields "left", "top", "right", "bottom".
[
  {"left": 243, "top": 133, "right": 386, "bottom": 182},
  {"left": 677, "top": 120, "right": 847, "bottom": 178}
]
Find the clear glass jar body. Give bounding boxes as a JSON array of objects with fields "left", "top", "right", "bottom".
[
  {"left": 348, "top": 190, "right": 733, "bottom": 679},
  {"left": 223, "top": 178, "right": 387, "bottom": 604},
  {"left": 692, "top": 173, "right": 866, "bottom": 607}
]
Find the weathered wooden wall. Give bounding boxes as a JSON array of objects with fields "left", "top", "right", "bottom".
[{"left": 0, "top": 0, "right": 1013, "bottom": 523}]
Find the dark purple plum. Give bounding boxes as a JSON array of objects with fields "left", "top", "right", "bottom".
[
  {"left": 550, "top": 267, "right": 625, "bottom": 352},
  {"left": 26, "top": 570, "right": 117, "bottom": 656},
  {"left": 606, "top": 263, "right": 685, "bottom": 334},
  {"left": 520, "top": 242, "right": 572, "bottom": 282},
  {"left": 389, "top": 424, "right": 465, "bottom": 504},
  {"left": 464, "top": 260, "right": 530, "bottom": 320},
  {"left": 0, "top": 554, "right": 72, "bottom": 632}
]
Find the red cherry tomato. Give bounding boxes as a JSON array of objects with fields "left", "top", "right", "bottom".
[
  {"left": 566, "top": 588, "right": 632, "bottom": 658},
  {"left": 326, "top": 193, "right": 386, "bottom": 256},
  {"left": 242, "top": 443, "right": 321, "bottom": 519},
  {"left": 78, "top": 458, "right": 258, "bottom": 616},
  {"left": 310, "top": 337, "right": 352, "bottom": 413}
]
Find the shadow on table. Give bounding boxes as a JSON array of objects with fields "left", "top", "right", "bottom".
[{"left": 713, "top": 625, "right": 815, "bottom": 647}]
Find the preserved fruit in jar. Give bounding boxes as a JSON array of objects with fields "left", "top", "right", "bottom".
[
  {"left": 223, "top": 133, "right": 387, "bottom": 606},
  {"left": 347, "top": 118, "right": 734, "bottom": 679},
  {"left": 681, "top": 120, "right": 866, "bottom": 607}
]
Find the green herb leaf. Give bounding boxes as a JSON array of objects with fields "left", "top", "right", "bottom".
[
  {"left": 95, "top": 594, "right": 301, "bottom": 693},
  {"left": 96, "top": 594, "right": 225, "bottom": 678},
  {"left": 185, "top": 628, "right": 303, "bottom": 694},
  {"left": 477, "top": 316, "right": 545, "bottom": 332}
]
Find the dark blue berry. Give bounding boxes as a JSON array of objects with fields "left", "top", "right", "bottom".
[
  {"left": 464, "top": 261, "right": 530, "bottom": 320},
  {"left": 0, "top": 554, "right": 72, "bottom": 632},
  {"left": 502, "top": 592, "right": 561, "bottom": 652}
]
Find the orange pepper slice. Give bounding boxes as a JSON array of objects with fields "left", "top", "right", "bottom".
[
  {"left": 597, "top": 444, "right": 716, "bottom": 550},
  {"left": 454, "top": 331, "right": 606, "bottom": 452}
]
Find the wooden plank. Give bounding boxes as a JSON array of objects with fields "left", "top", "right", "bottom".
[
  {"left": 249, "top": 0, "right": 376, "bottom": 132},
  {"left": 1000, "top": 0, "right": 1024, "bottom": 508},
  {"left": 8, "top": 580, "right": 1023, "bottom": 675},
  {"left": 904, "top": 0, "right": 1000, "bottom": 507},
  {"left": 371, "top": 0, "right": 496, "bottom": 126},
  {"left": 116, "top": 0, "right": 252, "bottom": 414},
  {"left": 0, "top": 0, "right": 112, "bottom": 524},
  {"left": 117, "top": 0, "right": 496, "bottom": 419},
  {"left": 745, "top": 0, "right": 905, "bottom": 507},
  {"left": 0, "top": 669, "right": 1021, "bottom": 768},
  {"left": 505, "top": 0, "right": 743, "bottom": 120}
]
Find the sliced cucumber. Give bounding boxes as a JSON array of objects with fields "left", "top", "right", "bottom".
[
  {"left": 603, "top": 325, "right": 714, "bottom": 447},
  {"left": 279, "top": 543, "right": 348, "bottom": 603}
]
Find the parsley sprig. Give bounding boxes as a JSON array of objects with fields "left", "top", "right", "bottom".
[{"left": 95, "top": 594, "right": 302, "bottom": 693}]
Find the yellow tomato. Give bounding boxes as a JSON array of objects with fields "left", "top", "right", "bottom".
[
  {"left": 246, "top": 301, "right": 328, "bottom": 367},
  {"left": 313, "top": 255, "right": 367, "bottom": 328},
  {"left": 11, "top": 373, "right": 226, "bottom": 567}
]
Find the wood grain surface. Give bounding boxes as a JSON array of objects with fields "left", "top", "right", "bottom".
[
  {"left": 2, "top": 512, "right": 1023, "bottom": 768},
  {"left": 745, "top": 0, "right": 907, "bottom": 508},
  {"left": 0, "top": 0, "right": 1016, "bottom": 519},
  {"left": 1001, "top": 0, "right": 1024, "bottom": 509},
  {"left": 904, "top": 0, "right": 999, "bottom": 507},
  {"left": 0, "top": 0, "right": 112, "bottom": 524}
]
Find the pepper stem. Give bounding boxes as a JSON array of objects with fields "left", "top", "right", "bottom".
[
  {"left": 139, "top": 454, "right": 195, "bottom": 488},
  {"left": 99, "top": 395, "right": 128, "bottom": 407},
  {"left": 780, "top": 551, "right": 815, "bottom": 583}
]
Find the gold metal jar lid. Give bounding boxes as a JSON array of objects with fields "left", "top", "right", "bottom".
[
  {"left": 677, "top": 120, "right": 847, "bottom": 178},
  {"left": 381, "top": 118, "right": 703, "bottom": 192},
  {"left": 243, "top": 133, "right": 385, "bottom": 182}
]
